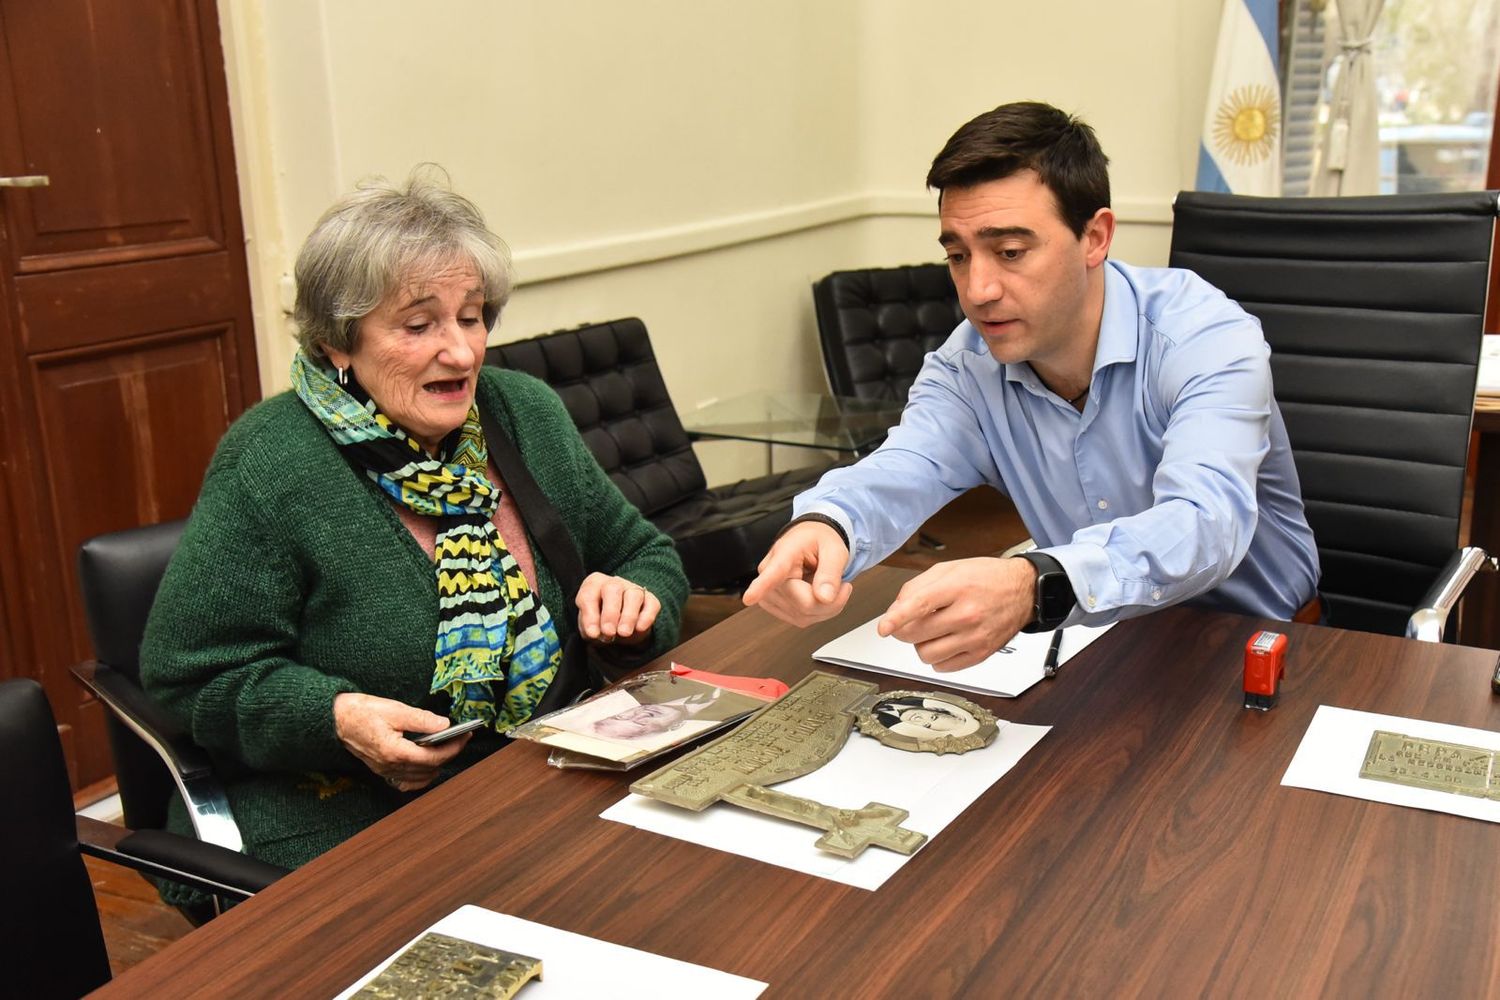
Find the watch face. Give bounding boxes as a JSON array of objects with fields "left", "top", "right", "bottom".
[{"left": 1036, "top": 570, "right": 1073, "bottom": 625}]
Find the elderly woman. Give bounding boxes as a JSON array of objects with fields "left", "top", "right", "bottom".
[{"left": 141, "top": 170, "right": 687, "bottom": 886}]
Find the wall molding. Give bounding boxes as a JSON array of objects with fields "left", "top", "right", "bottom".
[{"left": 514, "top": 192, "right": 1175, "bottom": 286}]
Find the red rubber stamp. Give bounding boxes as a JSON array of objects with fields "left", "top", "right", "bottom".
[{"left": 1244, "top": 630, "right": 1287, "bottom": 711}]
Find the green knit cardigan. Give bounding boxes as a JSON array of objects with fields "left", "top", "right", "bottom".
[{"left": 141, "top": 367, "right": 687, "bottom": 873}]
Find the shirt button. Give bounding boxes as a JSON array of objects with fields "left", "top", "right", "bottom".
[
  {"left": 1087, "top": 595, "right": 1097, "bottom": 608},
  {"left": 1097, "top": 499, "right": 1109, "bottom": 510},
  {"left": 1151, "top": 588, "right": 1163, "bottom": 601}
]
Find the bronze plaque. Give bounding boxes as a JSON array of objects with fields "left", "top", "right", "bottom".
[
  {"left": 631, "top": 671, "right": 877, "bottom": 809},
  {"left": 353, "top": 933, "right": 542, "bottom": 998},
  {"left": 631, "top": 671, "right": 927, "bottom": 857},
  {"left": 1360, "top": 730, "right": 1500, "bottom": 799}
]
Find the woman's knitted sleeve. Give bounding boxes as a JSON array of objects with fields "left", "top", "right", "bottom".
[{"left": 140, "top": 432, "right": 358, "bottom": 773}]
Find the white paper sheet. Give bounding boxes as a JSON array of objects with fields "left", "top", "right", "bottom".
[
  {"left": 334, "top": 904, "right": 766, "bottom": 999},
  {"left": 1478, "top": 334, "right": 1500, "bottom": 397},
  {"left": 812, "top": 617, "right": 1114, "bottom": 697},
  {"left": 1281, "top": 705, "right": 1500, "bottom": 823},
  {"left": 602, "top": 720, "right": 1050, "bottom": 890}
]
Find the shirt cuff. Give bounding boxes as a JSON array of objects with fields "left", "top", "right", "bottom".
[
  {"left": 1044, "top": 540, "right": 1172, "bottom": 623},
  {"left": 1036, "top": 542, "right": 1110, "bottom": 620}
]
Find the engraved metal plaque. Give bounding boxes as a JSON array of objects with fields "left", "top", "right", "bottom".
[
  {"left": 354, "top": 933, "right": 542, "bottom": 998},
  {"left": 854, "top": 689, "right": 998, "bottom": 755},
  {"left": 1360, "top": 730, "right": 1500, "bottom": 800},
  {"left": 630, "top": 671, "right": 928, "bottom": 857}
]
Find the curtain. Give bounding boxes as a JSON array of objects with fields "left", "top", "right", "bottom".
[{"left": 1309, "top": 0, "right": 1387, "bottom": 195}]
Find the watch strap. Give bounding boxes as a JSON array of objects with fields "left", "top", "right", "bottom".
[
  {"left": 1016, "top": 550, "right": 1077, "bottom": 631},
  {"left": 1017, "top": 550, "right": 1065, "bottom": 580},
  {"left": 781, "top": 512, "right": 850, "bottom": 552}
]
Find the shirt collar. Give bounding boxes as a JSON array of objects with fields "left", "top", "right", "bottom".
[
  {"left": 1093, "top": 260, "right": 1139, "bottom": 370},
  {"left": 1003, "top": 259, "right": 1139, "bottom": 394}
]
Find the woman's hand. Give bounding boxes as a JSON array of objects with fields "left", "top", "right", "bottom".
[
  {"left": 332, "top": 692, "right": 472, "bottom": 792},
  {"left": 576, "top": 572, "right": 661, "bottom": 646}
]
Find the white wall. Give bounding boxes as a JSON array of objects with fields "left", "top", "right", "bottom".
[{"left": 220, "top": 0, "right": 1222, "bottom": 483}]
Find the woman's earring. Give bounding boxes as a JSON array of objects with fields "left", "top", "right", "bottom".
[{"left": 337, "top": 366, "right": 348, "bottom": 386}]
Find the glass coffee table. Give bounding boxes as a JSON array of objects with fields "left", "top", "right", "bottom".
[
  {"left": 680, "top": 390, "right": 946, "bottom": 550},
  {"left": 679, "top": 391, "right": 905, "bottom": 453}
]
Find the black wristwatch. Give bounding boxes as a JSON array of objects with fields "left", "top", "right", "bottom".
[{"left": 1016, "top": 551, "right": 1076, "bottom": 632}]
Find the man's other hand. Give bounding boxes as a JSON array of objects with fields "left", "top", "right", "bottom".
[
  {"left": 742, "top": 520, "right": 853, "bottom": 627},
  {"left": 877, "top": 557, "right": 1036, "bottom": 671}
]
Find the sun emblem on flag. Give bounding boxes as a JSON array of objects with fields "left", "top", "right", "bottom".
[{"left": 1212, "top": 85, "right": 1280, "bottom": 166}]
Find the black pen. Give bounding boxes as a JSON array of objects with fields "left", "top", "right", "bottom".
[{"left": 1043, "top": 628, "right": 1064, "bottom": 678}]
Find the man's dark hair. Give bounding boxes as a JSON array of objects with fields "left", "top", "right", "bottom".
[{"left": 926, "top": 101, "right": 1110, "bottom": 237}]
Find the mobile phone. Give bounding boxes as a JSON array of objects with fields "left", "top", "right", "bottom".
[{"left": 408, "top": 718, "right": 486, "bottom": 746}]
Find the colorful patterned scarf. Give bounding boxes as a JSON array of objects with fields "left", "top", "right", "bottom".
[{"left": 291, "top": 352, "right": 561, "bottom": 731}]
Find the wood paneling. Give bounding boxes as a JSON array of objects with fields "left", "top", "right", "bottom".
[
  {"left": 0, "top": 0, "right": 223, "bottom": 268},
  {"left": 30, "top": 331, "right": 236, "bottom": 527},
  {"left": 14, "top": 251, "right": 242, "bottom": 352},
  {"left": 0, "top": 0, "right": 259, "bottom": 787},
  {"left": 28, "top": 331, "right": 238, "bottom": 729}
]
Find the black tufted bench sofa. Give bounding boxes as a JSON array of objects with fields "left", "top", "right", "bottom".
[
  {"left": 487, "top": 318, "right": 834, "bottom": 591},
  {"left": 813, "top": 263, "right": 965, "bottom": 406}
]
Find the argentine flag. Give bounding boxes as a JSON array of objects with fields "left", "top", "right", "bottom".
[{"left": 1196, "top": 0, "right": 1281, "bottom": 195}]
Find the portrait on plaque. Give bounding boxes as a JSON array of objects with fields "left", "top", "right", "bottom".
[
  {"left": 855, "top": 690, "right": 999, "bottom": 755},
  {"left": 873, "top": 694, "right": 980, "bottom": 739},
  {"left": 509, "top": 671, "right": 770, "bottom": 765}
]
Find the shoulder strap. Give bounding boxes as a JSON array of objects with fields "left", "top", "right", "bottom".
[{"left": 478, "top": 407, "right": 587, "bottom": 614}]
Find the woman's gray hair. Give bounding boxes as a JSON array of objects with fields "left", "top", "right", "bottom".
[{"left": 292, "top": 165, "right": 513, "bottom": 362}]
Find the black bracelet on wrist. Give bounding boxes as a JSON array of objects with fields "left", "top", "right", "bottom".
[{"left": 780, "top": 513, "right": 850, "bottom": 552}]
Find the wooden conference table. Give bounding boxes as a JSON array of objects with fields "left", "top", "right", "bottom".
[{"left": 96, "top": 566, "right": 1500, "bottom": 998}]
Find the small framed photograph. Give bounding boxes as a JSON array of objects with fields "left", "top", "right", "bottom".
[{"left": 510, "top": 670, "right": 772, "bottom": 767}]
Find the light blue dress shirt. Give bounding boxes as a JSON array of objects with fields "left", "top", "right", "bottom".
[{"left": 795, "top": 260, "right": 1320, "bottom": 626}]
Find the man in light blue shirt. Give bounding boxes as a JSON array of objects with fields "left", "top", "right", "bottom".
[{"left": 743, "top": 101, "right": 1319, "bottom": 671}]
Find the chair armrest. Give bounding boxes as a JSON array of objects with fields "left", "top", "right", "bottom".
[
  {"left": 77, "top": 815, "right": 287, "bottom": 901},
  {"left": 72, "top": 661, "right": 211, "bottom": 778},
  {"left": 71, "top": 661, "right": 245, "bottom": 852},
  {"left": 1406, "top": 546, "right": 1498, "bottom": 643}
]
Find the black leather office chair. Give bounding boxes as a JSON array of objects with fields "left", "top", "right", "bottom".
[
  {"left": 72, "top": 520, "right": 286, "bottom": 919},
  {"left": 814, "top": 264, "right": 980, "bottom": 551},
  {"left": 0, "top": 678, "right": 271, "bottom": 998},
  {"left": 2, "top": 677, "right": 112, "bottom": 998},
  {"left": 1169, "top": 190, "right": 1500, "bottom": 639},
  {"left": 487, "top": 318, "right": 834, "bottom": 591},
  {"left": 813, "top": 263, "right": 966, "bottom": 406}
]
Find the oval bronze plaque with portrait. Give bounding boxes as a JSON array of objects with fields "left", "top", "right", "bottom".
[{"left": 855, "top": 690, "right": 999, "bottom": 755}]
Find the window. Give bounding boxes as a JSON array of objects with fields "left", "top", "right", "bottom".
[{"left": 1281, "top": 0, "right": 1500, "bottom": 196}]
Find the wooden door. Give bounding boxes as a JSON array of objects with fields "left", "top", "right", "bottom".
[{"left": 0, "top": 0, "right": 259, "bottom": 787}]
